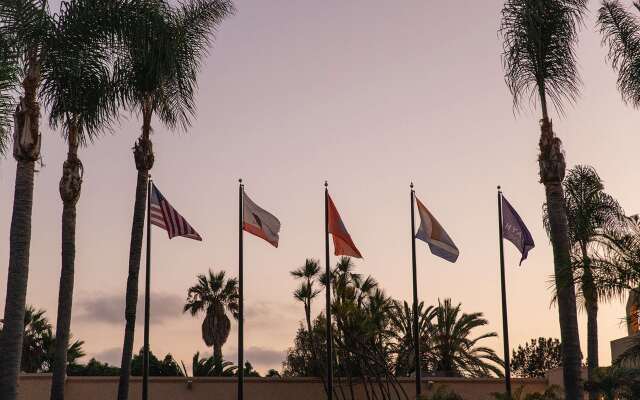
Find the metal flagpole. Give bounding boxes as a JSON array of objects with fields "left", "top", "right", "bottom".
[
  {"left": 238, "top": 179, "right": 245, "bottom": 400},
  {"left": 410, "top": 183, "right": 422, "bottom": 397},
  {"left": 324, "top": 181, "right": 333, "bottom": 400},
  {"left": 142, "top": 177, "right": 152, "bottom": 400},
  {"left": 497, "top": 186, "right": 512, "bottom": 399}
]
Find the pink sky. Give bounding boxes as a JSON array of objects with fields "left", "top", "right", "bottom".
[{"left": 1, "top": 0, "right": 638, "bottom": 373}]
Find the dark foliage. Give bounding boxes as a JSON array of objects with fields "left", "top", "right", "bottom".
[
  {"left": 0, "top": 306, "right": 85, "bottom": 373},
  {"left": 130, "top": 348, "right": 183, "bottom": 377},
  {"left": 68, "top": 358, "right": 120, "bottom": 376},
  {"left": 511, "top": 338, "right": 562, "bottom": 378}
]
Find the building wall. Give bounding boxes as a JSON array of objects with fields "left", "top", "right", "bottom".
[
  {"left": 17, "top": 375, "right": 547, "bottom": 400},
  {"left": 611, "top": 334, "right": 640, "bottom": 367},
  {"left": 546, "top": 367, "right": 588, "bottom": 400}
]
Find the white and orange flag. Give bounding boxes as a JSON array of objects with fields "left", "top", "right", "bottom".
[
  {"left": 327, "top": 193, "right": 362, "bottom": 258},
  {"left": 415, "top": 196, "right": 459, "bottom": 263},
  {"left": 243, "top": 192, "right": 281, "bottom": 247}
]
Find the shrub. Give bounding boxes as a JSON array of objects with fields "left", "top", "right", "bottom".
[{"left": 418, "top": 386, "right": 464, "bottom": 400}]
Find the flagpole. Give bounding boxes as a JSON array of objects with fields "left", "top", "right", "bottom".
[
  {"left": 324, "top": 181, "right": 333, "bottom": 400},
  {"left": 238, "top": 179, "right": 244, "bottom": 400},
  {"left": 410, "top": 183, "right": 422, "bottom": 397},
  {"left": 142, "top": 177, "right": 152, "bottom": 400},
  {"left": 497, "top": 186, "right": 512, "bottom": 399}
]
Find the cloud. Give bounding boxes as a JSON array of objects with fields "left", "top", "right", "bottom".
[
  {"left": 226, "top": 346, "right": 286, "bottom": 369},
  {"left": 90, "top": 347, "right": 121, "bottom": 365},
  {"left": 244, "top": 301, "right": 300, "bottom": 329},
  {"left": 76, "top": 292, "right": 184, "bottom": 326}
]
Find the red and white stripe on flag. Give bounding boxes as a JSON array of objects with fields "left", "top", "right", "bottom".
[{"left": 150, "top": 183, "right": 202, "bottom": 241}]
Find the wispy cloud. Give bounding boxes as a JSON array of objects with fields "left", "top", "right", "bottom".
[
  {"left": 244, "top": 301, "right": 300, "bottom": 329},
  {"left": 76, "top": 292, "right": 184, "bottom": 326},
  {"left": 90, "top": 347, "right": 122, "bottom": 365},
  {"left": 227, "top": 346, "right": 286, "bottom": 368}
]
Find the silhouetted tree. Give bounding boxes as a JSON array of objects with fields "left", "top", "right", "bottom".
[
  {"left": 500, "top": 1, "right": 587, "bottom": 397},
  {"left": 511, "top": 338, "right": 562, "bottom": 378}
]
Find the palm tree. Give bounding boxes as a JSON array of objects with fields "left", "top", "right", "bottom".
[
  {"left": 429, "top": 299, "right": 503, "bottom": 378},
  {"left": 0, "top": 306, "right": 85, "bottom": 374},
  {"left": 189, "top": 352, "right": 237, "bottom": 377},
  {"left": 184, "top": 270, "right": 239, "bottom": 361},
  {"left": 14, "top": 306, "right": 50, "bottom": 373},
  {"left": 585, "top": 367, "right": 640, "bottom": 400},
  {"left": 544, "top": 165, "right": 625, "bottom": 399},
  {"left": 500, "top": 1, "right": 587, "bottom": 397},
  {"left": 38, "top": 1, "right": 123, "bottom": 398},
  {"left": 0, "top": 2, "right": 48, "bottom": 397},
  {"left": 291, "top": 259, "right": 321, "bottom": 334},
  {"left": 388, "top": 300, "right": 435, "bottom": 377},
  {"left": 115, "top": 3, "right": 233, "bottom": 398}
]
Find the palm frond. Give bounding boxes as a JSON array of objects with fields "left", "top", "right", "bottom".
[
  {"left": 40, "top": 0, "right": 122, "bottom": 144},
  {"left": 500, "top": 0, "right": 587, "bottom": 115},
  {"left": 116, "top": 0, "right": 233, "bottom": 131},
  {"left": 599, "top": 1, "right": 640, "bottom": 108},
  {"left": 0, "top": 24, "right": 17, "bottom": 155},
  {"left": 0, "top": 0, "right": 51, "bottom": 58}
]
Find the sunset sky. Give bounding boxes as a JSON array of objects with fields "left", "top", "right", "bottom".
[{"left": 1, "top": 0, "right": 639, "bottom": 374}]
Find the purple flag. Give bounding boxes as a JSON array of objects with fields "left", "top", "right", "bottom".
[{"left": 501, "top": 195, "right": 534, "bottom": 265}]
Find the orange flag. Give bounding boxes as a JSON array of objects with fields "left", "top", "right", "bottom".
[{"left": 327, "top": 193, "right": 362, "bottom": 258}]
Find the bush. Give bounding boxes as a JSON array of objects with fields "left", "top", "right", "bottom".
[
  {"left": 67, "top": 359, "right": 120, "bottom": 376},
  {"left": 418, "top": 386, "right": 464, "bottom": 400},
  {"left": 492, "top": 385, "right": 562, "bottom": 400}
]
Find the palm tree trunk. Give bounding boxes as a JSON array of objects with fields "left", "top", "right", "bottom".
[
  {"left": 50, "top": 125, "right": 83, "bottom": 400},
  {"left": 0, "top": 58, "right": 41, "bottom": 400},
  {"left": 580, "top": 243, "right": 598, "bottom": 400},
  {"left": 117, "top": 105, "right": 154, "bottom": 400},
  {"left": 586, "top": 300, "right": 598, "bottom": 400},
  {"left": 213, "top": 343, "right": 222, "bottom": 361},
  {"left": 539, "top": 118, "right": 582, "bottom": 400},
  {"left": 305, "top": 302, "right": 312, "bottom": 336}
]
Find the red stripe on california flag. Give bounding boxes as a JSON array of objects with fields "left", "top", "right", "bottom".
[{"left": 243, "top": 222, "right": 278, "bottom": 247}]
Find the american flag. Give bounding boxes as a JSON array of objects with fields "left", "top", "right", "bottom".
[{"left": 150, "top": 183, "right": 202, "bottom": 241}]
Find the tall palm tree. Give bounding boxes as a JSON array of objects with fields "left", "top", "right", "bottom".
[
  {"left": 0, "top": 2, "right": 49, "bottom": 398},
  {"left": 183, "top": 270, "right": 239, "bottom": 361},
  {"left": 38, "top": 1, "right": 123, "bottom": 398},
  {"left": 500, "top": 1, "right": 587, "bottom": 397},
  {"left": 544, "top": 165, "right": 625, "bottom": 400},
  {"left": 114, "top": 3, "right": 233, "bottom": 398},
  {"left": 429, "top": 299, "right": 503, "bottom": 378},
  {"left": 291, "top": 259, "right": 321, "bottom": 334}
]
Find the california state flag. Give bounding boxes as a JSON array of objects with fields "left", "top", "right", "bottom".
[
  {"left": 327, "top": 193, "right": 362, "bottom": 258},
  {"left": 243, "top": 192, "right": 281, "bottom": 247}
]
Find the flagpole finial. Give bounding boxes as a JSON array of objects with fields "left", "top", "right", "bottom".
[
  {"left": 239, "top": 178, "right": 243, "bottom": 184},
  {"left": 324, "top": 180, "right": 328, "bottom": 188},
  {"left": 410, "top": 182, "right": 414, "bottom": 189},
  {"left": 497, "top": 185, "right": 501, "bottom": 191}
]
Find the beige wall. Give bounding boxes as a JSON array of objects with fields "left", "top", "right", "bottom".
[
  {"left": 546, "top": 367, "right": 588, "bottom": 400},
  {"left": 18, "top": 375, "right": 546, "bottom": 400}
]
